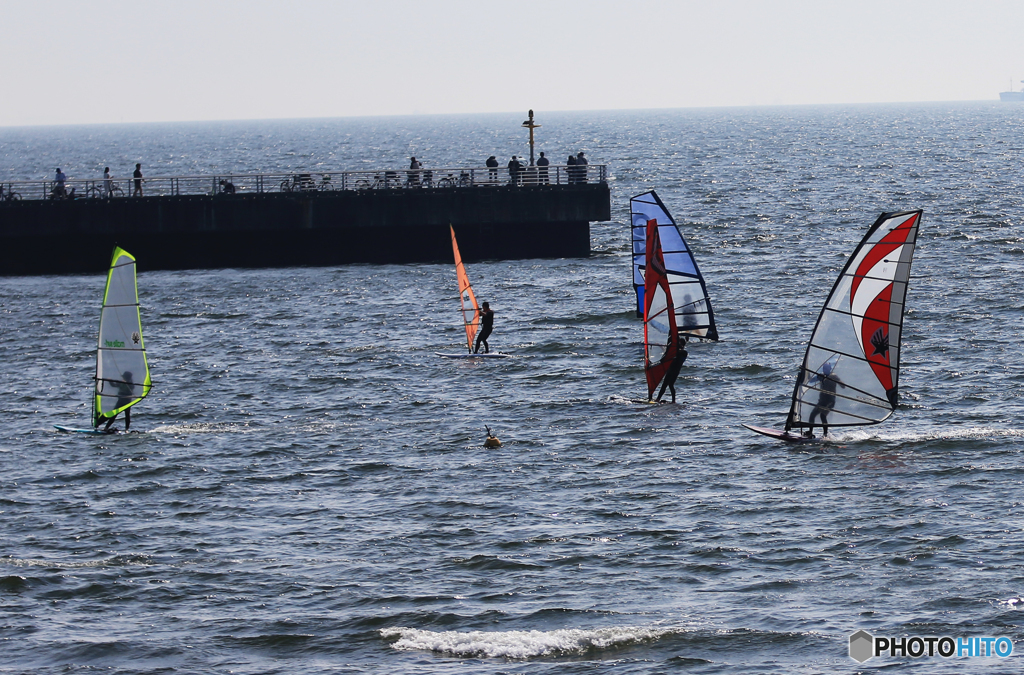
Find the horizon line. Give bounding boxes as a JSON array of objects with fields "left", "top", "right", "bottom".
[{"left": 0, "top": 98, "right": 1007, "bottom": 131}]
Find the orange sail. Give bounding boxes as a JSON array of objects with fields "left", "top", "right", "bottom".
[{"left": 451, "top": 226, "right": 480, "bottom": 352}]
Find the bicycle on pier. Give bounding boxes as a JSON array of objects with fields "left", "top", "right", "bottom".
[
  {"left": 436, "top": 171, "right": 472, "bottom": 188},
  {"left": 354, "top": 172, "right": 401, "bottom": 190},
  {"left": 86, "top": 182, "right": 124, "bottom": 199},
  {"left": 0, "top": 184, "right": 22, "bottom": 202},
  {"left": 282, "top": 174, "right": 334, "bottom": 192}
]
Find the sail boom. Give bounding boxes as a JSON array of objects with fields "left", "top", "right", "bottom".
[{"left": 797, "top": 373, "right": 893, "bottom": 408}]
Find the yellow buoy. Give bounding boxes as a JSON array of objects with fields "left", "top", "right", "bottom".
[{"left": 484, "top": 425, "right": 502, "bottom": 448}]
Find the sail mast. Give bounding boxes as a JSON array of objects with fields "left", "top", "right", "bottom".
[
  {"left": 784, "top": 210, "right": 922, "bottom": 432},
  {"left": 94, "top": 247, "right": 152, "bottom": 426},
  {"left": 450, "top": 226, "right": 480, "bottom": 353}
]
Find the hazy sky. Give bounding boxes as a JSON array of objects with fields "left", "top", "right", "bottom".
[{"left": 2, "top": 0, "right": 1023, "bottom": 126}]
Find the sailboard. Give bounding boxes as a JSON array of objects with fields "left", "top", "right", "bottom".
[
  {"left": 54, "top": 424, "right": 115, "bottom": 435},
  {"left": 746, "top": 210, "right": 923, "bottom": 442},
  {"left": 741, "top": 424, "right": 819, "bottom": 443},
  {"left": 630, "top": 191, "right": 718, "bottom": 341},
  {"left": 436, "top": 226, "right": 509, "bottom": 358},
  {"left": 55, "top": 247, "right": 152, "bottom": 434}
]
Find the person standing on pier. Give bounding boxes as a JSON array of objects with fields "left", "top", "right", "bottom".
[
  {"left": 103, "top": 167, "right": 113, "bottom": 197},
  {"left": 576, "top": 151, "right": 589, "bottom": 184},
  {"left": 407, "top": 157, "right": 422, "bottom": 187},
  {"left": 486, "top": 156, "right": 499, "bottom": 184},
  {"left": 53, "top": 168, "right": 67, "bottom": 198},
  {"left": 507, "top": 156, "right": 522, "bottom": 186},
  {"left": 565, "top": 154, "right": 576, "bottom": 184},
  {"left": 133, "top": 163, "right": 143, "bottom": 197},
  {"left": 537, "top": 152, "right": 549, "bottom": 184}
]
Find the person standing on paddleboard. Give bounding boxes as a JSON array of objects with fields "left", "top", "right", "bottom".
[{"left": 474, "top": 302, "right": 494, "bottom": 353}]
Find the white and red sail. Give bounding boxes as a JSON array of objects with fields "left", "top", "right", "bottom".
[{"left": 785, "top": 210, "right": 922, "bottom": 431}]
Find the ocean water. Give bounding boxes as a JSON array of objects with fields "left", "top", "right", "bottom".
[{"left": 2, "top": 102, "right": 1024, "bottom": 673}]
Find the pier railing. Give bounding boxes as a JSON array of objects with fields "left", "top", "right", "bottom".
[{"left": 0, "top": 164, "right": 607, "bottom": 202}]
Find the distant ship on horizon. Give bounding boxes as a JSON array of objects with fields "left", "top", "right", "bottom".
[{"left": 999, "top": 79, "right": 1024, "bottom": 101}]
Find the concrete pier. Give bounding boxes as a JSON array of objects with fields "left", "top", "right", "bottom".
[{"left": 0, "top": 177, "right": 610, "bottom": 275}]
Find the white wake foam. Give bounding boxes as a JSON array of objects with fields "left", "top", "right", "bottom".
[
  {"left": 380, "top": 625, "right": 673, "bottom": 659},
  {"left": 147, "top": 422, "right": 255, "bottom": 434},
  {"left": 832, "top": 426, "right": 1024, "bottom": 444}
]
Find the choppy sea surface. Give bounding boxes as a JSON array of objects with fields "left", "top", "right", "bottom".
[{"left": 2, "top": 103, "right": 1024, "bottom": 673}]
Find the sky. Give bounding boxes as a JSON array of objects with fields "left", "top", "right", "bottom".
[{"left": 2, "top": 0, "right": 1023, "bottom": 127}]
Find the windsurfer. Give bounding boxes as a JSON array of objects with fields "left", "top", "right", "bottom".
[
  {"left": 805, "top": 362, "right": 843, "bottom": 437},
  {"left": 656, "top": 338, "right": 689, "bottom": 403},
  {"left": 474, "top": 302, "right": 494, "bottom": 353},
  {"left": 96, "top": 371, "right": 135, "bottom": 433}
]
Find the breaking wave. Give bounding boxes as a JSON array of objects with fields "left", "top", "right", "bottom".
[{"left": 381, "top": 624, "right": 675, "bottom": 659}]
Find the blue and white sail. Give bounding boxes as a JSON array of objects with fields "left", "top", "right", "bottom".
[{"left": 630, "top": 191, "right": 718, "bottom": 341}]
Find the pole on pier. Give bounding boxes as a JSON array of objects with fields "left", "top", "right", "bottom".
[{"left": 522, "top": 110, "right": 541, "bottom": 166}]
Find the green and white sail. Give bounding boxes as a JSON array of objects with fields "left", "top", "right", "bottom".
[{"left": 94, "top": 247, "right": 151, "bottom": 425}]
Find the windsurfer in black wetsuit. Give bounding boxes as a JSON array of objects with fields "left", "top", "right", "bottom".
[
  {"left": 95, "top": 370, "right": 135, "bottom": 433},
  {"left": 656, "top": 338, "right": 689, "bottom": 403},
  {"left": 474, "top": 302, "right": 494, "bottom": 353},
  {"left": 805, "top": 362, "right": 843, "bottom": 437}
]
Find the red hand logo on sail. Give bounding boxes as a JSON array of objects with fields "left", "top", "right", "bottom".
[{"left": 869, "top": 327, "right": 889, "bottom": 356}]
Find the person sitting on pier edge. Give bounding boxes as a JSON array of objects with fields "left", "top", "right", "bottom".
[
  {"left": 486, "top": 156, "right": 499, "bottom": 184},
  {"left": 565, "top": 154, "right": 576, "bottom": 184},
  {"left": 537, "top": 152, "right": 549, "bottom": 184},
  {"left": 407, "top": 157, "right": 422, "bottom": 186},
  {"left": 133, "top": 163, "right": 143, "bottom": 197},
  {"left": 219, "top": 179, "right": 236, "bottom": 195}
]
